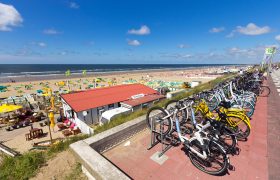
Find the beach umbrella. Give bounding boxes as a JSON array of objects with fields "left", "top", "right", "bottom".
[
  {"left": 0, "top": 104, "right": 22, "bottom": 114},
  {"left": 0, "top": 85, "right": 7, "bottom": 92}
]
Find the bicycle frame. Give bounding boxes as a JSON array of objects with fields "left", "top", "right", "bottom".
[{"left": 172, "top": 108, "right": 212, "bottom": 160}]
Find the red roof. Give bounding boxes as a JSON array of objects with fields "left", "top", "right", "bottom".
[
  {"left": 61, "top": 84, "right": 159, "bottom": 112},
  {"left": 121, "top": 94, "right": 165, "bottom": 107}
]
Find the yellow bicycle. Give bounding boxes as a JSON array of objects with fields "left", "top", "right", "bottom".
[{"left": 194, "top": 100, "right": 251, "bottom": 140}]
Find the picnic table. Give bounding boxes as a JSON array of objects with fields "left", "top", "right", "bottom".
[{"left": 26, "top": 128, "right": 43, "bottom": 140}]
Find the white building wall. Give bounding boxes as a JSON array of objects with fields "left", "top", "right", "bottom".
[
  {"left": 61, "top": 100, "right": 119, "bottom": 134},
  {"left": 72, "top": 116, "right": 94, "bottom": 135}
]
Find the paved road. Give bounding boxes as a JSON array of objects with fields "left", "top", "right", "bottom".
[
  {"left": 271, "top": 69, "right": 280, "bottom": 95},
  {"left": 268, "top": 71, "right": 280, "bottom": 180}
]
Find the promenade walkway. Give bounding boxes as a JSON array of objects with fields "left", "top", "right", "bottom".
[
  {"left": 103, "top": 93, "right": 269, "bottom": 179},
  {"left": 268, "top": 70, "right": 280, "bottom": 180}
]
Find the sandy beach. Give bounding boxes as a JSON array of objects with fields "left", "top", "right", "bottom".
[{"left": 0, "top": 67, "right": 224, "bottom": 99}]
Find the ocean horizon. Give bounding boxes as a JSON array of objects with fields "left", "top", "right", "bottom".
[{"left": 0, "top": 64, "right": 243, "bottom": 78}]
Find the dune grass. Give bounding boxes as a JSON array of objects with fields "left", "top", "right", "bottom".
[
  {"left": 0, "top": 151, "right": 45, "bottom": 180},
  {"left": 0, "top": 135, "right": 88, "bottom": 180}
]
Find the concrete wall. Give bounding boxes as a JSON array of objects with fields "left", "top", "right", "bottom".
[{"left": 70, "top": 114, "right": 147, "bottom": 179}]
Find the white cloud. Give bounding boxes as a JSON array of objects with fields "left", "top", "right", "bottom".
[
  {"left": 128, "top": 25, "right": 150, "bottom": 35},
  {"left": 275, "top": 35, "right": 280, "bottom": 41},
  {"left": 58, "top": 50, "right": 79, "bottom": 56},
  {"left": 38, "top": 42, "right": 46, "bottom": 47},
  {"left": 161, "top": 53, "right": 193, "bottom": 59},
  {"left": 0, "top": 3, "right": 23, "bottom": 31},
  {"left": 127, "top": 39, "right": 141, "bottom": 46},
  {"left": 229, "top": 23, "right": 271, "bottom": 37},
  {"left": 60, "top": 51, "right": 67, "bottom": 55},
  {"left": 178, "top": 44, "right": 190, "bottom": 49},
  {"left": 43, "top": 28, "right": 61, "bottom": 35},
  {"left": 69, "top": 2, "right": 79, "bottom": 9},
  {"left": 226, "top": 44, "right": 278, "bottom": 58},
  {"left": 209, "top": 27, "right": 225, "bottom": 33}
]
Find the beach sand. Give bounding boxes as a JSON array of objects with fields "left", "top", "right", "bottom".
[
  {"left": 0, "top": 67, "right": 222, "bottom": 98},
  {"left": 0, "top": 121, "right": 65, "bottom": 153}
]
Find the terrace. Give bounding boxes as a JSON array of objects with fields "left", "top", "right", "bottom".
[{"left": 71, "top": 93, "right": 268, "bottom": 179}]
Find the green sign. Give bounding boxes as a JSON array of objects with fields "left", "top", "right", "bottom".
[{"left": 265, "top": 47, "right": 276, "bottom": 55}]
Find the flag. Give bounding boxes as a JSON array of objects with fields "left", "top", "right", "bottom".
[
  {"left": 82, "top": 70, "right": 87, "bottom": 76},
  {"left": 265, "top": 47, "right": 276, "bottom": 55},
  {"left": 65, "top": 70, "right": 71, "bottom": 77}
]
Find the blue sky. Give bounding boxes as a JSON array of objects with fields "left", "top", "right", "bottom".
[{"left": 0, "top": 0, "right": 279, "bottom": 64}]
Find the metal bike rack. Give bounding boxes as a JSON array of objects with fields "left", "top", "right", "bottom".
[{"left": 147, "top": 117, "right": 178, "bottom": 158}]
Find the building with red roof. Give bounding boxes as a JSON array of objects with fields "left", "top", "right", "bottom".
[{"left": 60, "top": 84, "right": 165, "bottom": 134}]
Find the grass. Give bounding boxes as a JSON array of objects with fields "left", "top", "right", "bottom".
[
  {"left": 0, "top": 151, "right": 46, "bottom": 180},
  {"left": 0, "top": 135, "right": 88, "bottom": 180}
]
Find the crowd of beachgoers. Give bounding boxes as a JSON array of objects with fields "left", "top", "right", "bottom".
[{"left": 0, "top": 67, "right": 230, "bottom": 99}]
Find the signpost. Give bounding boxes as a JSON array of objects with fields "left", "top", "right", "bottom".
[{"left": 262, "top": 47, "right": 277, "bottom": 72}]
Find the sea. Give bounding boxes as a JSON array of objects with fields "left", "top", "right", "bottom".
[{"left": 0, "top": 64, "right": 239, "bottom": 78}]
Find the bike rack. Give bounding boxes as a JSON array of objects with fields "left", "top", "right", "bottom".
[{"left": 147, "top": 117, "right": 178, "bottom": 158}]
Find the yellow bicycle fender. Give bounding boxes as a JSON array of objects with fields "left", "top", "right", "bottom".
[{"left": 227, "top": 114, "right": 251, "bottom": 129}]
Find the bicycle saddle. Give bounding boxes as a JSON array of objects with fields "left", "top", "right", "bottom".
[{"left": 218, "top": 101, "right": 231, "bottom": 109}]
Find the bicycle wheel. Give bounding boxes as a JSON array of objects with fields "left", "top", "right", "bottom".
[
  {"left": 259, "top": 86, "right": 270, "bottom": 97},
  {"left": 146, "top": 107, "right": 172, "bottom": 136},
  {"left": 164, "top": 100, "right": 178, "bottom": 112},
  {"left": 205, "top": 94, "right": 219, "bottom": 111},
  {"left": 165, "top": 100, "right": 189, "bottom": 124},
  {"left": 227, "top": 116, "right": 250, "bottom": 140},
  {"left": 242, "top": 101, "right": 255, "bottom": 118},
  {"left": 188, "top": 140, "right": 229, "bottom": 175},
  {"left": 218, "top": 126, "right": 237, "bottom": 154}
]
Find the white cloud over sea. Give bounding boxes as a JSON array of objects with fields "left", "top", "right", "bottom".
[
  {"left": 209, "top": 27, "right": 225, "bottom": 33},
  {"left": 0, "top": 3, "right": 23, "bottom": 31},
  {"left": 227, "top": 23, "right": 271, "bottom": 37},
  {"left": 43, "top": 28, "right": 62, "bottom": 35},
  {"left": 127, "top": 39, "right": 141, "bottom": 46},
  {"left": 128, "top": 25, "right": 150, "bottom": 35},
  {"left": 69, "top": 2, "right": 79, "bottom": 9}
]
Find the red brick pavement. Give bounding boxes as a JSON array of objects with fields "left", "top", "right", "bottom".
[
  {"left": 267, "top": 76, "right": 280, "bottom": 180},
  {"left": 103, "top": 94, "right": 269, "bottom": 180}
]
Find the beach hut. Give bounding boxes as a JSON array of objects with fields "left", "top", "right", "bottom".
[{"left": 60, "top": 84, "right": 165, "bottom": 134}]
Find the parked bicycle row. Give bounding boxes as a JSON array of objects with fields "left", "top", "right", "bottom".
[{"left": 146, "top": 71, "right": 269, "bottom": 175}]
